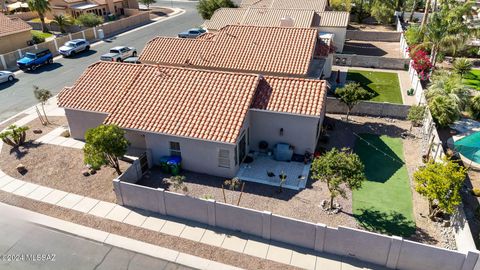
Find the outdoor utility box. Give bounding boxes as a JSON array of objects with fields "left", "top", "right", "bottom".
[{"left": 97, "top": 29, "right": 104, "bottom": 40}]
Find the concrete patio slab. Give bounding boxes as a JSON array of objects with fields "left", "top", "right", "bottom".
[
  {"left": 12, "top": 182, "right": 39, "bottom": 197},
  {"left": 180, "top": 225, "right": 206, "bottom": 242},
  {"left": 48, "top": 136, "right": 69, "bottom": 146},
  {"left": 200, "top": 229, "right": 226, "bottom": 247},
  {"left": 25, "top": 185, "right": 53, "bottom": 201},
  {"left": 316, "top": 254, "right": 342, "bottom": 270},
  {"left": 0, "top": 174, "right": 15, "bottom": 189},
  {"left": 105, "top": 205, "right": 131, "bottom": 222},
  {"left": 175, "top": 253, "right": 209, "bottom": 269},
  {"left": 59, "top": 138, "right": 78, "bottom": 148},
  {"left": 1, "top": 179, "right": 25, "bottom": 193},
  {"left": 56, "top": 193, "right": 84, "bottom": 209},
  {"left": 71, "top": 141, "right": 85, "bottom": 149},
  {"left": 290, "top": 250, "right": 317, "bottom": 270},
  {"left": 141, "top": 216, "right": 166, "bottom": 232},
  {"left": 72, "top": 197, "right": 99, "bottom": 213},
  {"left": 266, "top": 244, "right": 293, "bottom": 265},
  {"left": 123, "top": 210, "right": 148, "bottom": 227},
  {"left": 0, "top": 170, "right": 5, "bottom": 178},
  {"left": 243, "top": 239, "right": 270, "bottom": 259},
  {"left": 221, "top": 235, "right": 247, "bottom": 253},
  {"left": 88, "top": 201, "right": 116, "bottom": 218},
  {"left": 41, "top": 189, "right": 68, "bottom": 205},
  {"left": 160, "top": 220, "right": 186, "bottom": 237}
]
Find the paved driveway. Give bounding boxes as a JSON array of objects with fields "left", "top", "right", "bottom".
[{"left": 0, "top": 0, "right": 203, "bottom": 121}]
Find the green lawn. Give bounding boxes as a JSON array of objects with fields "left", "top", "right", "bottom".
[
  {"left": 353, "top": 134, "right": 415, "bottom": 237},
  {"left": 463, "top": 69, "right": 480, "bottom": 91},
  {"left": 346, "top": 69, "right": 403, "bottom": 104}
]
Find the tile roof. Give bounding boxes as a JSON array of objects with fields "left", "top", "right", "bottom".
[
  {"left": 0, "top": 14, "right": 32, "bottom": 37},
  {"left": 240, "top": 0, "right": 328, "bottom": 12},
  {"left": 252, "top": 76, "right": 327, "bottom": 116},
  {"left": 58, "top": 62, "right": 260, "bottom": 144},
  {"left": 204, "top": 7, "right": 315, "bottom": 30},
  {"left": 139, "top": 25, "right": 317, "bottom": 76},
  {"left": 314, "top": 11, "right": 350, "bottom": 27}
]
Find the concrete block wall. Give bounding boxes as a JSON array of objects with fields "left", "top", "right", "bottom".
[
  {"left": 115, "top": 180, "right": 480, "bottom": 270},
  {"left": 334, "top": 53, "right": 410, "bottom": 70},
  {"left": 325, "top": 97, "right": 410, "bottom": 119}
]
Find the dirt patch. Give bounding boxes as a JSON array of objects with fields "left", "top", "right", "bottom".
[
  {"left": 25, "top": 116, "right": 68, "bottom": 141},
  {"left": 348, "top": 23, "right": 397, "bottom": 32},
  {"left": 0, "top": 191, "right": 300, "bottom": 270}
]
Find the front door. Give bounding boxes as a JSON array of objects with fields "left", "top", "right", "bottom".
[{"left": 239, "top": 133, "right": 247, "bottom": 163}]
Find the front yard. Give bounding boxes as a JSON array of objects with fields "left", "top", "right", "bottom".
[{"left": 346, "top": 69, "right": 403, "bottom": 104}]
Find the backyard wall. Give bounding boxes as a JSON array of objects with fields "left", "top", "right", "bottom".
[
  {"left": 113, "top": 179, "right": 480, "bottom": 270},
  {"left": 318, "top": 27, "right": 347, "bottom": 53},
  {"left": 333, "top": 54, "right": 409, "bottom": 70},
  {"left": 0, "top": 12, "right": 151, "bottom": 70},
  {"left": 325, "top": 97, "right": 410, "bottom": 119},
  {"left": 7, "top": 12, "right": 38, "bottom": 21},
  {"left": 346, "top": 30, "right": 401, "bottom": 42}
]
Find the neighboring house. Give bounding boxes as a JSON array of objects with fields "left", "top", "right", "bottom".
[
  {"left": 240, "top": 0, "right": 328, "bottom": 13},
  {"left": 139, "top": 25, "right": 333, "bottom": 78},
  {"left": 0, "top": 13, "right": 32, "bottom": 54},
  {"left": 46, "top": 0, "right": 139, "bottom": 19},
  {"left": 58, "top": 61, "right": 328, "bottom": 178},
  {"left": 204, "top": 8, "right": 349, "bottom": 52}
]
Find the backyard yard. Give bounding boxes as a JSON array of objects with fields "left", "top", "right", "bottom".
[
  {"left": 463, "top": 69, "right": 480, "bottom": 91},
  {"left": 353, "top": 134, "right": 415, "bottom": 237},
  {"left": 346, "top": 69, "right": 403, "bottom": 104}
]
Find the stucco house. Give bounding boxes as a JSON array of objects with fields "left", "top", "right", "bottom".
[
  {"left": 58, "top": 61, "right": 327, "bottom": 181},
  {"left": 0, "top": 13, "right": 32, "bottom": 54},
  {"left": 139, "top": 25, "right": 334, "bottom": 78},
  {"left": 46, "top": 0, "right": 139, "bottom": 19},
  {"left": 203, "top": 8, "right": 349, "bottom": 52}
]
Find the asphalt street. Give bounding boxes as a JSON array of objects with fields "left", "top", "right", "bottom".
[
  {"left": 0, "top": 0, "right": 203, "bottom": 121},
  {"left": 0, "top": 216, "right": 196, "bottom": 270}
]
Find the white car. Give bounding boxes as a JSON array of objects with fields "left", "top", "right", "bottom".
[
  {"left": 0, "top": 71, "right": 15, "bottom": 83},
  {"left": 58, "top": 39, "right": 90, "bottom": 57},
  {"left": 100, "top": 46, "right": 137, "bottom": 62}
]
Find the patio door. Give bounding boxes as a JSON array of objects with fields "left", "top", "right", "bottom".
[{"left": 238, "top": 133, "right": 247, "bottom": 163}]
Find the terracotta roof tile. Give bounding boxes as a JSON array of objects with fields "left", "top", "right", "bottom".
[
  {"left": 58, "top": 62, "right": 260, "bottom": 144},
  {"left": 139, "top": 25, "right": 317, "bottom": 76},
  {"left": 252, "top": 76, "right": 327, "bottom": 116},
  {"left": 0, "top": 14, "right": 32, "bottom": 37},
  {"left": 241, "top": 0, "right": 328, "bottom": 12}
]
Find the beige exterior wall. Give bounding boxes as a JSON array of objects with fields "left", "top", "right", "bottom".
[
  {"left": 318, "top": 26, "right": 346, "bottom": 53},
  {"left": 64, "top": 108, "right": 108, "bottom": 140},
  {"left": 0, "top": 31, "right": 31, "bottom": 54}
]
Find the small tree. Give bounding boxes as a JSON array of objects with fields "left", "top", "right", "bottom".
[
  {"left": 407, "top": 105, "right": 426, "bottom": 131},
  {"left": 311, "top": 148, "right": 366, "bottom": 210},
  {"left": 52, "top": 14, "right": 73, "bottom": 33},
  {"left": 0, "top": 125, "right": 29, "bottom": 148},
  {"left": 139, "top": 0, "right": 156, "bottom": 9},
  {"left": 414, "top": 158, "right": 466, "bottom": 220},
  {"left": 197, "top": 0, "right": 236, "bottom": 20},
  {"left": 335, "top": 82, "right": 373, "bottom": 121},
  {"left": 75, "top": 13, "right": 103, "bottom": 27},
  {"left": 222, "top": 177, "right": 244, "bottom": 205},
  {"left": 168, "top": 175, "right": 188, "bottom": 192},
  {"left": 453, "top": 58, "right": 472, "bottom": 78},
  {"left": 428, "top": 95, "right": 460, "bottom": 127},
  {"left": 370, "top": 0, "right": 395, "bottom": 24},
  {"left": 83, "top": 125, "right": 129, "bottom": 175},
  {"left": 33, "top": 85, "right": 52, "bottom": 125},
  {"left": 27, "top": 0, "right": 50, "bottom": 33}
]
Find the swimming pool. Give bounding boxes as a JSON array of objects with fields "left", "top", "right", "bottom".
[{"left": 454, "top": 132, "right": 480, "bottom": 164}]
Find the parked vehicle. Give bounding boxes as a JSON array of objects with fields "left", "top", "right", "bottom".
[
  {"left": 123, "top": 57, "right": 141, "bottom": 64},
  {"left": 100, "top": 46, "right": 137, "bottom": 62},
  {"left": 177, "top": 28, "right": 206, "bottom": 38},
  {"left": 58, "top": 39, "right": 90, "bottom": 57},
  {"left": 0, "top": 71, "right": 15, "bottom": 83},
  {"left": 16, "top": 48, "right": 53, "bottom": 71}
]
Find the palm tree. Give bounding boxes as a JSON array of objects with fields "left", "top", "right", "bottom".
[
  {"left": 426, "top": 70, "right": 470, "bottom": 111},
  {"left": 470, "top": 95, "right": 480, "bottom": 119},
  {"left": 51, "top": 14, "right": 72, "bottom": 33},
  {"left": 408, "top": 0, "right": 418, "bottom": 21},
  {"left": 453, "top": 58, "right": 473, "bottom": 78},
  {"left": 420, "top": 0, "right": 431, "bottom": 28},
  {"left": 27, "top": 0, "right": 51, "bottom": 33}
]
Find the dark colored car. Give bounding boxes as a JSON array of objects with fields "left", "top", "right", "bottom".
[{"left": 16, "top": 48, "right": 53, "bottom": 71}]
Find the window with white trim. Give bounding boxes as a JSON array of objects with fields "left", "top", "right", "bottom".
[
  {"left": 169, "top": 141, "right": 181, "bottom": 157},
  {"left": 218, "top": 149, "right": 231, "bottom": 168}
]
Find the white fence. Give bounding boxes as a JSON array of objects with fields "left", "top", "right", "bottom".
[{"left": 112, "top": 178, "right": 480, "bottom": 270}]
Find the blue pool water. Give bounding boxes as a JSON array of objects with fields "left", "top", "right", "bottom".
[{"left": 454, "top": 132, "right": 480, "bottom": 163}]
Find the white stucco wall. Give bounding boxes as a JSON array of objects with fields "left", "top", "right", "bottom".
[
  {"left": 145, "top": 132, "right": 238, "bottom": 178},
  {"left": 64, "top": 109, "right": 108, "bottom": 140},
  {"left": 318, "top": 27, "right": 347, "bottom": 53},
  {"left": 249, "top": 110, "right": 322, "bottom": 155}
]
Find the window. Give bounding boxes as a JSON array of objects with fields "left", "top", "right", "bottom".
[
  {"left": 219, "top": 149, "right": 230, "bottom": 168},
  {"left": 169, "top": 141, "right": 181, "bottom": 157}
]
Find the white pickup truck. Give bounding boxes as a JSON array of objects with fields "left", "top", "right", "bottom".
[{"left": 100, "top": 46, "right": 137, "bottom": 62}]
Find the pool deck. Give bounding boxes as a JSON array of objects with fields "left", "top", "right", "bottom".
[{"left": 449, "top": 119, "right": 480, "bottom": 169}]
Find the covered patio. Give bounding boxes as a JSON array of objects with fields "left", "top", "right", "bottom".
[{"left": 236, "top": 153, "right": 311, "bottom": 190}]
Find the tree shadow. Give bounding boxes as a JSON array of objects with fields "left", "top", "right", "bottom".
[
  {"left": 354, "top": 207, "right": 416, "bottom": 238},
  {"left": 345, "top": 71, "right": 379, "bottom": 98},
  {"left": 343, "top": 41, "right": 389, "bottom": 57},
  {"left": 8, "top": 141, "right": 43, "bottom": 160}
]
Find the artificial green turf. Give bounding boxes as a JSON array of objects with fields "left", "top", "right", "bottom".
[
  {"left": 346, "top": 69, "right": 403, "bottom": 104},
  {"left": 463, "top": 69, "right": 480, "bottom": 91},
  {"left": 352, "top": 134, "right": 416, "bottom": 237}
]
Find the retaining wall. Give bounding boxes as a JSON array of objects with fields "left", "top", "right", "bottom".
[
  {"left": 333, "top": 53, "right": 409, "bottom": 70},
  {"left": 325, "top": 97, "right": 410, "bottom": 119},
  {"left": 113, "top": 179, "right": 480, "bottom": 270},
  {"left": 346, "top": 30, "right": 401, "bottom": 42}
]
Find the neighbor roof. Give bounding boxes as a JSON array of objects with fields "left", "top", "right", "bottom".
[
  {"left": 58, "top": 62, "right": 328, "bottom": 143},
  {"left": 240, "top": 0, "right": 328, "bottom": 12},
  {"left": 204, "top": 8, "right": 349, "bottom": 30},
  {"left": 139, "top": 25, "right": 318, "bottom": 76},
  {"left": 0, "top": 13, "right": 32, "bottom": 38}
]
